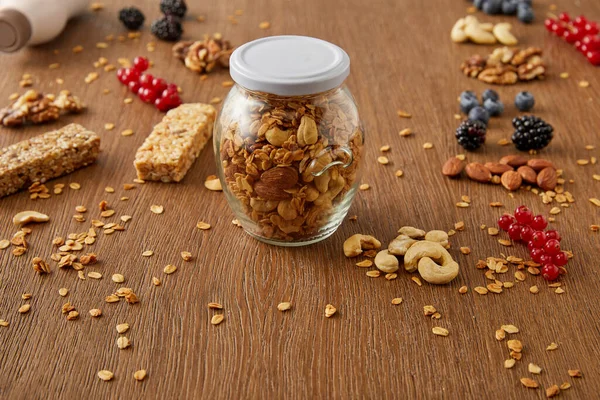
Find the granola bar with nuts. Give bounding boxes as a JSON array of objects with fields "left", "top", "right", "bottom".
[
  {"left": 0, "top": 123, "right": 100, "bottom": 198},
  {"left": 0, "top": 90, "right": 85, "bottom": 127},
  {"left": 134, "top": 103, "right": 217, "bottom": 182},
  {"left": 172, "top": 34, "right": 234, "bottom": 74}
]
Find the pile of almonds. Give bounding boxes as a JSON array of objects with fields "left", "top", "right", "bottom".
[{"left": 443, "top": 155, "right": 559, "bottom": 192}]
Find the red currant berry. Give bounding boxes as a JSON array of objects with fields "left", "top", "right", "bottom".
[
  {"left": 520, "top": 225, "right": 534, "bottom": 242},
  {"left": 128, "top": 80, "right": 141, "bottom": 93},
  {"left": 498, "top": 214, "right": 516, "bottom": 231},
  {"left": 586, "top": 36, "right": 600, "bottom": 51},
  {"left": 166, "top": 93, "right": 182, "bottom": 108},
  {"left": 539, "top": 253, "right": 554, "bottom": 266},
  {"left": 544, "top": 239, "right": 561, "bottom": 255},
  {"left": 563, "top": 30, "right": 579, "bottom": 44},
  {"left": 530, "top": 215, "right": 547, "bottom": 231},
  {"left": 544, "top": 18, "right": 555, "bottom": 31},
  {"left": 545, "top": 230, "right": 561, "bottom": 242},
  {"left": 530, "top": 247, "right": 545, "bottom": 263},
  {"left": 584, "top": 22, "right": 599, "bottom": 35},
  {"left": 139, "top": 87, "right": 158, "bottom": 103},
  {"left": 154, "top": 96, "right": 173, "bottom": 112},
  {"left": 151, "top": 78, "right": 167, "bottom": 93},
  {"left": 574, "top": 15, "right": 587, "bottom": 27},
  {"left": 117, "top": 68, "right": 127, "bottom": 83},
  {"left": 580, "top": 43, "right": 590, "bottom": 53},
  {"left": 541, "top": 263, "right": 560, "bottom": 281},
  {"left": 162, "top": 83, "right": 178, "bottom": 97},
  {"left": 559, "top": 12, "right": 570, "bottom": 22},
  {"left": 552, "top": 23, "right": 565, "bottom": 36},
  {"left": 123, "top": 70, "right": 140, "bottom": 85},
  {"left": 575, "top": 40, "right": 583, "bottom": 51},
  {"left": 530, "top": 231, "right": 547, "bottom": 248},
  {"left": 587, "top": 51, "right": 600, "bottom": 66},
  {"left": 133, "top": 56, "right": 150, "bottom": 72},
  {"left": 514, "top": 206, "right": 533, "bottom": 225},
  {"left": 553, "top": 251, "right": 568, "bottom": 267},
  {"left": 139, "top": 74, "right": 154, "bottom": 89},
  {"left": 507, "top": 223, "right": 523, "bottom": 241}
]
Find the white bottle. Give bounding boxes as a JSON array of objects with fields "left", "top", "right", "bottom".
[{"left": 0, "top": 0, "right": 88, "bottom": 52}]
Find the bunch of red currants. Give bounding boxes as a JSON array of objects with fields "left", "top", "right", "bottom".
[
  {"left": 116, "top": 56, "right": 182, "bottom": 112},
  {"left": 498, "top": 205, "right": 568, "bottom": 281},
  {"left": 544, "top": 13, "right": 600, "bottom": 66}
]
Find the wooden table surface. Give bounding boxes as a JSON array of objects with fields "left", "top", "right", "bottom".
[{"left": 1, "top": 0, "right": 599, "bottom": 398}]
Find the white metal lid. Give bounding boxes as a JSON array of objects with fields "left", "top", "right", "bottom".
[{"left": 230, "top": 36, "right": 350, "bottom": 96}]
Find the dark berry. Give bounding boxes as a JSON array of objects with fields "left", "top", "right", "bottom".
[
  {"left": 520, "top": 225, "right": 534, "bottom": 242},
  {"left": 514, "top": 91, "right": 534, "bottom": 112},
  {"left": 482, "top": 0, "right": 502, "bottom": 15},
  {"left": 507, "top": 223, "right": 523, "bottom": 241},
  {"left": 498, "top": 214, "right": 516, "bottom": 231},
  {"left": 511, "top": 115, "right": 553, "bottom": 151},
  {"left": 545, "top": 230, "right": 561, "bottom": 241},
  {"left": 530, "top": 248, "right": 545, "bottom": 263},
  {"left": 455, "top": 119, "right": 487, "bottom": 150},
  {"left": 530, "top": 215, "right": 547, "bottom": 231},
  {"left": 133, "top": 56, "right": 150, "bottom": 72},
  {"left": 151, "top": 16, "right": 183, "bottom": 41},
  {"left": 473, "top": 0, "right": 485, "bottom": 10},
  {"left": 482, "top": 89, "right": 499, "bottom": 102},
  {"left": 160, "top": 0, "right": 187, "bottom": 18},
  {"left": 517, "top": 3, "right": 534, "bottom": 23},
  {"left": 468, "top": 106, "right": 490, "bottom": 125},
  {"left": 541, "top": 263, "right": 560, "bottom": 281},
  {"left": 530, "top": 231, "right": 547, "bottom": 248},
  {"left": 460, "top": 91, "right": 479, "bottom": 114},
  {"left": 502, "top": 0, "right": 517, "bottom": 15},
  {"left": 118, "top": 7, "right": 145, "bottom": 31},
  {"left": 514, "top": 205, "right": 533, "bottom": 225},
  {"left": 483, "top": 98, "right": 504, "bottom": 116},
  {"left": 553, "top": 251, "right": 568, "bottom": 266}
]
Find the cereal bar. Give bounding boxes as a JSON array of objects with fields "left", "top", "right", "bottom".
[
  {"left": 0, "top": 123, "right": 100, "bottom": 197},
  {"left": 134, "top": 103, "right": 216, "bottom": 182}
]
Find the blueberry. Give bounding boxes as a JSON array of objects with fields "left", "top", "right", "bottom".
[
  {"left": 517, "top": 3, "right": 534, "bottom": 23},
  {"left": 468, "top": 106, "right": 490, "bottom": 125},
  {"left": 517, "top": 0, "right": 532, "bottom": 5},
  {"left": 483, "top": 98, "right": 504, "bottom": 116},
  {"left": 514, "top": 91, "right": 535, "bottom": 111},
  {"left": 460, "top": 90, "right": 477, "bottom": 101},
  {"left": 482, "top": 89, "right": 499, "bottom": 102},
  {"left": 482, "top": 0, "right": 502, "bottom": 14},
  {"left": 460, "top": 96, "right": 480, "bottom": 114},
  {"left": 502, "top": 0, "right": 518, "bottom": 15},
  {"left": 474, "top": 0, "right": 485, "bottom": 10}
]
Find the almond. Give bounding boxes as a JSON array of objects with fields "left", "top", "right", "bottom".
[
  {"left": 254, "top": 181, "right": 292, "bottom": 201},
  {"left": 484, "top": 162, "right": 513, "bottom": 175},
  {"left": 537, "top": 167, "right": 557, "bottom": 191},
  {"left": 465, "top": 163, "right": 492, "bottom": 183},
  {"left": 501, "top": 170, "right": 522, "bottom": 191},
  {"left": 499, "top": 155, "right": 528, "bottom": 167},
  {"left": 527, "top": 158, "right": 555, "bottom": 171},
  {"left": 517, "top": 165, "right": 537, "bottom": 183},
  {"left": 442, "top": 157, "right": 465, "bottom": 177},
  {"left": 260, "top": 167, "right": 298, "bottom": 189}
]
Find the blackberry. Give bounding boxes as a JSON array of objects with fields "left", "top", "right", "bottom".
[
  {"left": 455, "top": 119, "right": 487, "bottom": 150},
  {"left": 160, "top": 0, "right": 187, "bottom": 18},
  {"left": 151, "top": 16, "right": 183, "bottom": 41},
  {"left": 118, "top": 7, "right": 145, "bottom": 31},
  {"left": 511, "top": 116, "right": 553, "bottom": 151}
]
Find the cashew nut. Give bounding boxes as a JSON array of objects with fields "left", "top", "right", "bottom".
[
  {"left": 403, "top": 241, "right": 444, "bottom": 272},
  {"left": 13, "top": 211, "right": 50, "bottom": 226},
  {"left": 493, "top": 22, "right": 518, "bottom": 46},
  {"left": 374, "top": 250, "right": 399, "bottom": 273},
  {"left": 424, "top": 230, "right": 449, "bottom": 248},
  {"left": 398, "top": 226, "right": 426, "bottom": 239},
  {"left": 388, "top": 234, "right": 417, "bottom": 256},
  {"left": 297, "top": 115, "right": 318, "bottom": 146},
  {"left": 418, "top": 256, "right": 459, "bottom": 285},
  {"left": 343, "top": 234, "right": 381, "bottom": 258},
  {"left": 479, "top": 22, "right": 494, "bottom": 32},
  {"left": 451, "top": 18, "right": 468, "bottom": 43},
  {"left": 265, "top": 126, "right": 291, "bottom": 146},
  {"left": 204, "top": 176, "right": 223, "bottom": 191},
  {"left": 464, "top": 21, "right": 497, "bottom": 44}
]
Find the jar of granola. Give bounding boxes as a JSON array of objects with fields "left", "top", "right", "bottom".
[{"left": 215, "top": 36, "right": 364, "bottom": 246}]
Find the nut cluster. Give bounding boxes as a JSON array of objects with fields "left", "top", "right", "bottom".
[
  {"left": 218, "top": 87, "right": 363, "bottom": 241},
  {"left": 0, "top": 90, "right": 84, "bottom": 127},
  {"left": 451, "top": 16, "right": 518, "bottom": 45},
  {"left": 172, "top": 34, "right": 234, "bottom": 74},
  {"left": 461, "top": 47, "right": 546, "bottom": 85}
]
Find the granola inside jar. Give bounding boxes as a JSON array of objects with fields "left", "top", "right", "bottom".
[{"left": 215, "top": 36, "right": 364, "bottom": 246}]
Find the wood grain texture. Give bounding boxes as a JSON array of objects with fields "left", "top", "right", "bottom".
[{"left": 1, "top": 0, "right": 599, "bottom": 398}]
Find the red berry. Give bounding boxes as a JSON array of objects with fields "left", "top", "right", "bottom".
[
  {"left": 128, "top": 80, "right": 141, "bottom": 93},
  {"left": 151, "top": 78, "right": 167, "bottom": 92},
  {"left": 563, "top": 30, "right": 579, "bottom": 44},
  {"left": 139, "top": 74, "right": 154, "bottom": 88},
  {"left": 162, "top": 83, "right": 179, "bottom": 97},
  {"left": 575, "top": 40, "right": 583, "bottom": 51},
  {"left": 587, "top": 36, "right": 600, "bottom": 51},
  {"left": 544, "top": 239, "right": 561, "bottom": 255},
  {"left": 154, "top": 96, "right": 172, "bottom": 112},
  {"left": 530, "top": 215, "right": 547, "bottom": 231},
  {"left": 539, "top": 253, "right": 553, "bottom": 266},
  {"left": 530, "top": 248, "right": 545, "bottom": 263},
  {"left": 123, "top": 69, "right": 140, "bottom": 85},
  {"left": 587, "top": 51, "right": 600, "bottom": 66},
  {"left": 559, "top": 12, "right": 570, "bottom": 22},
  {"left": 514, "top": 206, "right": 533, "bottom": 225},
  {"left": 139, "top": 87, "right": 158, "bottom": 103},
  {"left": 545, "top": 230, "right": 561, "bottom": 241},
  {"left": 584, "top": 22, "right": 599, "bottom": 35},
  {"left": 498, "top": 214, "right": 515, "bottom": 231},
  {"left": 507, "top": 223, "right": 523, "bottom": 241},
  {"left": 166, "top": 93, "right": 182, "bottom": 108},
  {"left": 530, "top": 231, "right": 547, "bottom": 248},
  {"left": 117, "top": 68, "right": 127, "bottom": 83},
  {"left": 552, "top": 23, "right": 565, "bottom": 36},
  {"left": 133, "top": 56, "right": 150, "bottom": 72},
  {"left": 574, "top": 15, "right": 587, "bottom": 27},
  {"left": 580, "top": 43, "right": 590, "bottom": 53},
  {"left": 542, "top": 263, "right": 560, "bottom": 281},
  {"left": 520, "top": 225, "right": 534, "bottom": 242},
  {"left": 553, "top": 251, "right": 568, "bottom": 266}
]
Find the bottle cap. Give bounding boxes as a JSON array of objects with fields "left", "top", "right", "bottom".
[
  {"left": 0, "top": 8, "right": 32, "bottom": 53},
  {"left": 230, "top": 35, "right": 350, "bottom": 96}
]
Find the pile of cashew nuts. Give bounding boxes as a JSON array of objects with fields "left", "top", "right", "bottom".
[{"left": 343, "top": 226, "right": 459, "bottom": 285}]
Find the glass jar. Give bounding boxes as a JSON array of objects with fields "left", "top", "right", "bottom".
[{"left": 214, "top": 36, "right": 364, "bottom": 246}]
